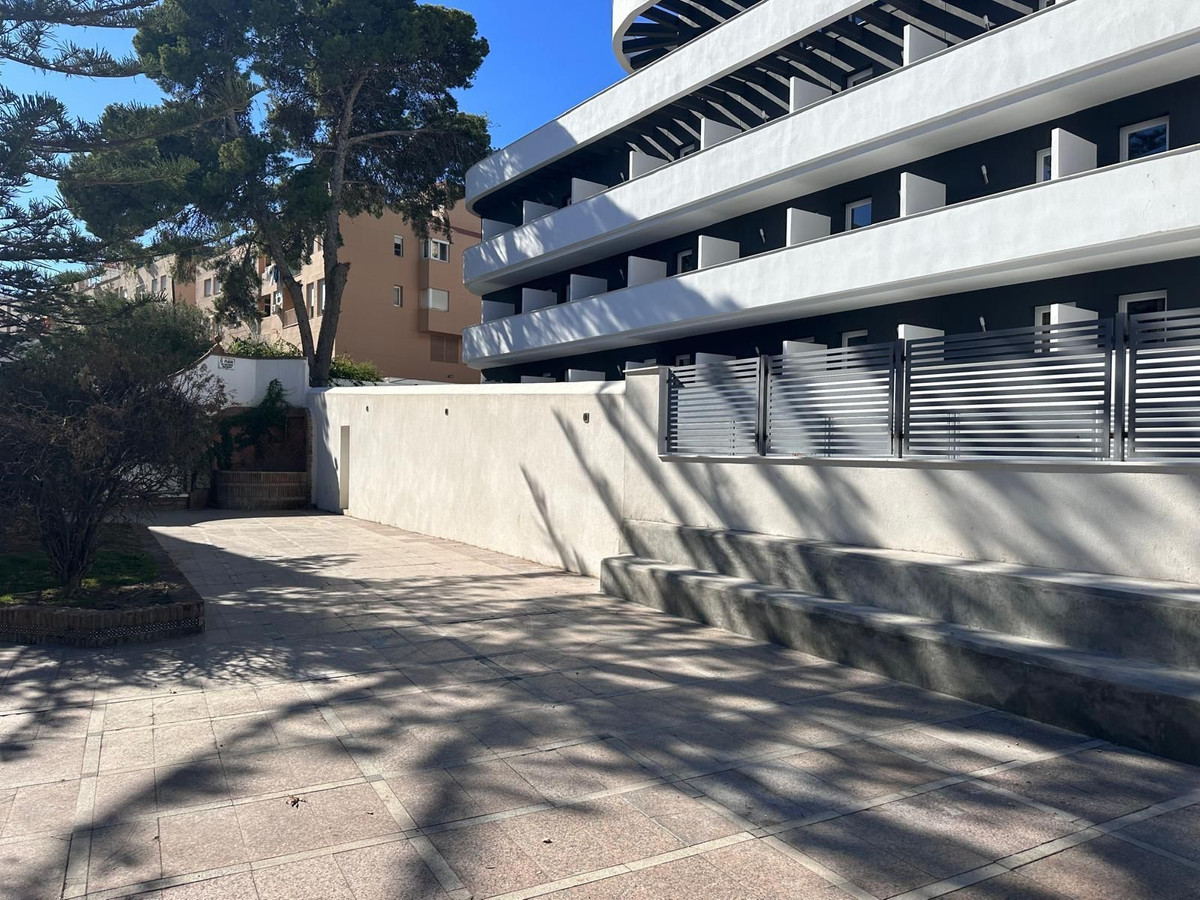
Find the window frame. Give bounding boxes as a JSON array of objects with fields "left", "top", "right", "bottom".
[
  {"left": 392, "top": 285, "right": 403, "bottom": 307},
  {"left": 674, "top": 248, "right": 697, "bottom": 276},
  {"left": 422, "top": 287, "right": 450, "bottom": 312},
  {"left": 306, "top": 282, "right": 315, "bottom": 315},
  {"left": 1119, "top": 291, "right": 1169, "bottom": 316},
  {"left": 841, "top": 329, "right": 870, "bottom": 348},
  {"left": 1036, "top": 147, "right": 1052, "bottom": 183},
  {"left": 203, "top": 277, "right": 213, "bottom": 298},
  {"left": 422, "top": 239, "right": 450, "bottom": 262},
  {"left": 1120, "top": 116, "right": 1170, "bottom": 163},
  {"left": 845, "top": 198, "right": 873, "bottom": 231},
  {"left": 393, "top": 235, "right": 405, "bottom": 257}
]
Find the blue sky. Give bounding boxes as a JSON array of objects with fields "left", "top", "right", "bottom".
[{"left": 5, "top": 1, "right": 626, "bottom": 151}]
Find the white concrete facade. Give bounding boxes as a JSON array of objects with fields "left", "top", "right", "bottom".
[
  {"left": 465, "top": 146, "right": 1200, "bottom": 366},
  {"left": 464, "top": 0, "right": 1200, "bottom": 297},
  {"left": 309, "top": 375, "right": 1200, "bottom": 584}
]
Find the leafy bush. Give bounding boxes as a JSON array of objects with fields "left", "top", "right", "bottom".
[
  {"left": 329, "top": 355, "right": 382, "bottom": 383},
  {"left": 225, "top": 337, "right": 303, "bottom": 359},
  {"left": 213, "top": 378, "right": 291, "bottom": 469},
  {"left": 0, "top": 296, "right": 222, "bottom": 594}
]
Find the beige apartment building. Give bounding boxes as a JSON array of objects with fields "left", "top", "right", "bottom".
[
  {"left": 82, "top": 205, "right": 481, "bottom": 382},
  {"left": 211, "top": 205, "right": 482, "bottom": 382}
]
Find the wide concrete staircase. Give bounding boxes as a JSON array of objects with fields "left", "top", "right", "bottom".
[{"left": 601, "top": 521, "right": 1200, "bottom": 764}]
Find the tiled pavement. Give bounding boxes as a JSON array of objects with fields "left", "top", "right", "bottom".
[{"left": 2, "top": 512, "right": 1200, "bottom": 900}]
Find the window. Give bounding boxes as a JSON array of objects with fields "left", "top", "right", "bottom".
[
  {"left": 203, "top": 278, "right": 213, "bottom": 297},
  {"left": 673, "top": 353, "right": 694, "bottom": 367},
  {"left": 1036, "top": 147, "right": 1052, "bottom": 183},
  {"left": 1119, "top": 291, "right": 1168, "bottom": 317},
  {"left": 841, "top": 330, "right": 870, "bottom": 348},
  {"left": 422, "top": 288, "right": 449, "bottom": 312},
  {"left": 317, "top": 278, "right": 326, "bottom": 314},
  {"left": 422, "top": 239, "right": 450, "bottom": 262},
  {"left": 392, "top": 285, "right": 403, "bottom": 307},
  {"left": 272, "top": 290, "right": 283, "bottom": 311},
  {"left": 847, "top": 68, "right": 874, "bottom": 88},
  {"left": 150, "top": 276, "right": 159, "bottom": 294},
  {"left": 212, "top": 278, "right": 221, "bottom": 296},
  {"left": 393, "top": 235, "right": 405, "bottom": 257},
  {"left": 675, "top": 248, "right": 697, "bottom": 275},
  {"left": 845, "top": 198, "right": 873, "bottom": 230},
  {"left": 306, "top": 282, "right": 315, "bottom": 315},
  {"left": 1121, "top": 117, "right": 1169, "bottom": 162},
  {"left": 430, "top": 334, "right": 460, "bottom": 363}
]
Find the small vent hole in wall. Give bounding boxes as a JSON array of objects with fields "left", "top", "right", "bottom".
[
  {"left": 583, "top": 413, "right": 590, "bottom": 424},
  {"left": 444, "top": 408, "right": 449, "bottom": 416}
]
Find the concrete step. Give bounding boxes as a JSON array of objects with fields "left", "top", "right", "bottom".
[
  {"left": 599, "top": 555, "right": 1200, "bottom": 765},
  {"left": 621, "top": 520, "right": 1200, "bottom": 668}
]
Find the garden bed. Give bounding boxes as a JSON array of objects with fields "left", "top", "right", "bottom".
[{"left": 0, "top": 525, "right": 204, "bottom": 646}]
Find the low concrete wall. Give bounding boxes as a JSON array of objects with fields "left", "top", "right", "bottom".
[
  {"left": 308, "top": 384, "right": 627, "bottom": 576},
  {"left": 309, "top": 372, "right": 1200, "bottom": 584}
]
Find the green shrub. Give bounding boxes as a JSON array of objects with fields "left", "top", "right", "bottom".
[
  {"left": 329, "top": 355, "right": 382, "bottom": 383},
  {"left": 225, "top": 337, "right": 303, "bottom": 359}
]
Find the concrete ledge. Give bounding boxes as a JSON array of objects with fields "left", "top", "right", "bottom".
[
  {"left": 600, "top": 556, "right": 1200, "bottom": 765},
  {"left": 622, "top": 521, "right": 1200, "bottom": 668}
]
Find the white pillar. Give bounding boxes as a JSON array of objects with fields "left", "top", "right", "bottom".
[
  {"left": 570, "top": 178, "right": 607, "bottom": 204},
  {"left": 695, "top": 353, "right": 735, "bottom": 365},
  {"left": 1050, "top": 303, "right": 1098, "bottom": 325},
  {"left": 629, "top": 149, "right": 668, "bottom": 178},
  {"left": 698, "top": 236, "right": 740, "bottom": 268},
  {"left": 900, "top": 172, "right": 947, "bottom": 216},
  {"left": 481, "top": 218, "right": 515, "bottom": 240},
  {"left": 627, "top": 256, "right": 668, "bottom": 288},
  {"left": 481, "top": 300, "right": 515, "bottom": 323},
  {"left": 521, "top": 288, "right": 557, "bottom": 313},
  {"left": 790, "top": 77, "right": 832, "bottom": 112},
  {"left": 897, "top": 324, "right": 944, "bottom": 341},
  {"left": 568, "top": 274, "right": 607, "bottom": 302},
  {"left": 522, "top": 201, "right": 556, "bottom": 225},
  {"left": 904, "top": 25, "right": 949, "bottom": 65},
  {"left": 786, "top": 209, "right": 832, "bottom": 245},
  {"left": 1051, "top": 128, "right": 1097, "bottom": 179},
  {"left": 700, "top": 118, "right": 741, "bottom": 149},
  {"left": 566, "top": 369, "right": 605, "bottom": 382},
  {"left": 783, "top": 340, "right": 828, "bottom": 355},
  {"left": 520, "top": 376, "right": 555, "bottom": 383}
]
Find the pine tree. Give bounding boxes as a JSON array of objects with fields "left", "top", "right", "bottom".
[
  {"left": 0, "top": 0, "right": 158, "bottom": 354},
  {"left": 62, "top": 0, "right": 491, "bottom": 386}
]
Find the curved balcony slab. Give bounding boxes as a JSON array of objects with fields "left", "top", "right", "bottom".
[
  {"left": 465, "top": 0, "right": 1200, "bottom": 295},
  {"left": 463, "top": 147, "right": 1200, "bottom": 368},
  {"left": 466, "top": 0, "right": 869, "bottom": 212}
]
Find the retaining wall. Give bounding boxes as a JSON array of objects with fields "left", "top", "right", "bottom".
[{"left": 308, "top": 372, "right": 1200, "bottom": 583}]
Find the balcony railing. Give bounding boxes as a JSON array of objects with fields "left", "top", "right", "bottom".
[{"left": 662, "top": 307, "right": 1200, "bottom": 464}]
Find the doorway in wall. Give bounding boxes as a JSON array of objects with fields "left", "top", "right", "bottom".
[{"left": 338, "top": 425, "right": 350, "bottom": 511}]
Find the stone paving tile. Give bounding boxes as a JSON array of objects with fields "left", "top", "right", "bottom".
[
  {"left": 334, "top": 840, "right": 452, "bottom": 900},
  {"left": 1013, "top": 834, "right": 1200, "bottom": 899},
  {"left": 6, "top": 512, "right": 1200, "bottom": 900},
  {"left": 983, "top": 745, "right": 1200, "bottom": 822},
  {"left": 0, "top": 835, "right": 71, "bottom": 900}
]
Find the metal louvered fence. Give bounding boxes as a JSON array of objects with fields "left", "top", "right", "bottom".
[{"left": 661, "top": 307, "right": 1200, "bottom": 463}]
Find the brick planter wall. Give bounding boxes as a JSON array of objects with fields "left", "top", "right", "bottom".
[
  {"left": 0, "top": 601, "right": 205, "bottom": 647},
  {"left": 213, "top": 470, "right": 310, "bottom": 510}
]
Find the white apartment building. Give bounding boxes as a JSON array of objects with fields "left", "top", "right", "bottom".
[{"left": 461, "top": 0, "right": 1200, "bottom": 463}]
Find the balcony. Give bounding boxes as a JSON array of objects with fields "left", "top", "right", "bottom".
[
  {"left": 465, "top": 0, "right": 1200, "bottom": 295},
  {"left": 464, "top": 146, "right": 1200, "bottom": 368}
]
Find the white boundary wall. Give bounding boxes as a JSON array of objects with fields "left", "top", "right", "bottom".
[
  {"left": 200, "top": 355, "right": 309, "bottom": 408},
  {"left": 310, "top": 373, "right": 1200, "bottom": 583}
]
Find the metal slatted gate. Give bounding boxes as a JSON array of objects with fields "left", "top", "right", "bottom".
[
  {"left": 904, "top": 320, "right": 1114, "bottom": 460},
  {"left": 664, "top": 357, "right": 761, "bottom": 456},
  {"left": 1128, "top": 307, "right": 1200, "bottom": 460},
  {"left": 766, "top": 343, "right": 900, "bottom": 458}
]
